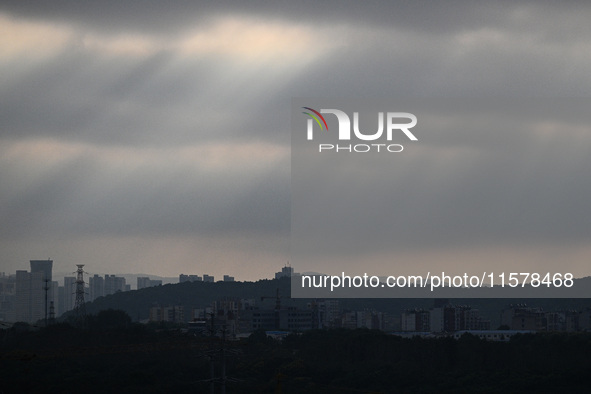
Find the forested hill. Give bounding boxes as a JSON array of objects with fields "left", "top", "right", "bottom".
[
  {"left": 78, "top": 277, "right": 293, "bottom": 322},
  {"left": 72, "top": 277, "right": 591, "bottom": 326}
]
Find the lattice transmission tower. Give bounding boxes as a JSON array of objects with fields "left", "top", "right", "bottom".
[{"left": 74, "top": 264, "right": 87, "bottom": 325}]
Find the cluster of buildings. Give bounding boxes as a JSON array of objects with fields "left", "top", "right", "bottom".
[
  {"left": 179, "top": 274, "right": 235, "bottom": 283},
  {"left": 149, "top": 305, "right": 185, "bottom": 323},
  {"left": 0, "top": 260, "right": 163, "bottom": 324},
  {"left": 0, "top": 258, "right": 254, "bottom": 324},
  {"left": 0, "top": 260, "right": 55, "bottom": 323},
  {"left": 3, "top": 261, "right": 591, "bottom": 340},
  {"left": 178, "top": 265, "right": 297, "bottom": 285},
  {"left": 86, "top": 274, "right": 129, "bottom": 302},
  {"left": 178, "top": 264, "right": 295, "bottom": 285},
  {"left": 148, "top": 296, "right": 388, "bottom": 339},
  {"left": 448, "top": 304, "right": 591, "bottom": 342},
  {"left": 401, "top": 302, "right": 491, "bottom": 333},
  {"left": 398, "top": 302, "right": 591, "bottom": 339},
  {"left": 501, "top": 304, "right": 591, "bottom": 332}
]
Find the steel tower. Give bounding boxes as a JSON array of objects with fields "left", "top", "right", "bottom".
[{"left": 74, "top": 264, "right": 87, "bottom": 324}]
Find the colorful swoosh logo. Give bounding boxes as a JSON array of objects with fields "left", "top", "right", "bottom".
[{"left": 302, "top": 107, "right": 328, "bottom": 131}]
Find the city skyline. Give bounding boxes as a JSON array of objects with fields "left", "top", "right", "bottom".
[
  {"left": 1, "top": 2, "right": 591, "bottom": 281},
  {"left": 1, "top": 259, "right": 295, "bottom": 289},
  {"left": 0, "top": 259, "right": 295, "bottom": 323}
]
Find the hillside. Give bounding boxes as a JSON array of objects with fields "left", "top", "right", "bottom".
[{"left": 64, "top": 277, "right": 591, "bottom": 328}]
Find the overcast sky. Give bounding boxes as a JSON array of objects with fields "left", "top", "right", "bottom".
[{"left": 1, "top": 2, "right": 591, "bottom": 281}]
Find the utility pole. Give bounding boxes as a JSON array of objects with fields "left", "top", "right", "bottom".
[
  {"left": 221, "top": 324, "right": 227, "bottom": 394},
  {"left": 208, "top": 312, "right": 215, "bottom": 394},
  {"left": 201, "top": 313, "right": 240, "bottom": 392}
]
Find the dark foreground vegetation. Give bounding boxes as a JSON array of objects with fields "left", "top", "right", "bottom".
[{"left": 1, "top": 311, "right": 590, "bottom": 393}]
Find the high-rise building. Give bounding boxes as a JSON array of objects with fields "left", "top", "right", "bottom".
[
  {"left": 89, "top": 274, "right": 104, "bottom": 301},
  {"left": 137, "top": 277, "right": 150, "bottom": 289},
  {"left": 179, "top": 274, "right": 202, "bottom": 283},
  {"left": 30, "top": 260, "right": 52, "bottom": 282},
  {"left": 104, "top": 275, "right": 126, "bottom": 295},
  {"left": 275, "top": 265, "right": 297, "bottom": 279},
  {"left": 30, "top": 260, "right": 53, "bottom": 323},
  {"left": 57, "top": 285, "right": 65, "bottom": 316},
  {"left": 15, "top": 270, "right": 31, "bottom": 322},
  {"left": 13, "top": 260, "right": 54, "bottom": 323},
  {"left": 50, "top": 281, "right": 58, "bottom": 318},
  {"left": 0, "top": 273, "right": 16, "bottom": 322},
  {"left": 203, "top": 274, "right": 214, "bottom": 283},
  {"left": 29, "top": 270, "right": 46, "bottom": 323},
  {"left": 223, "top": 275, "right": 235, "bottom": 282},
  {"left": 63, "top": 277, "right": 76, "bottom": 314}
]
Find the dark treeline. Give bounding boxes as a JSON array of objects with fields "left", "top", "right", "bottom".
[{"left": 1, "top": 313, "right": 590, "bottom": 393}]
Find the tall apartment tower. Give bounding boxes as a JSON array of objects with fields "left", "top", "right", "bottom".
[
  {"left": 104, "top": 275, "right": 126, "bottom": 295},
  {"left": 89, "top": 274, "right": 105, "bottom": 301},
  {"left": 275, "top": 265, "right": 294, "bottom": 279},
  {"left": 29, "top": 260, "right": 53, "bottom": 323},
  {"left": 14, "top": 259, "right": 53, "bottom": 323},
  {"left": 137, "top": 277, "right": 151, "bottom": 290},
  {"left": 30, "top": 260, "right": 53, "bottom": 282},
  {"left": 63, "top": 277, "right": 76, "bottom": 313},
  {"left": 15, "top": 270, "right": 31, "bottom": 322}
]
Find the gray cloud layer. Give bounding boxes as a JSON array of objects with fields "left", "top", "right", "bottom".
[{"left": 1, "top": 2, "right": 590, "bottom": 278}]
